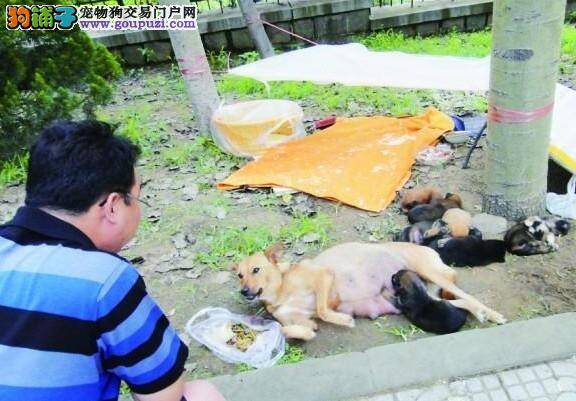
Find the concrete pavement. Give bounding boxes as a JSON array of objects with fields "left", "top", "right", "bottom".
[{"left": 210, "top": 313, "right": 576, "bottom": 401}]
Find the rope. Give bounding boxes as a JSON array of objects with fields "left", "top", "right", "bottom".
[{"left": 260, "top": 18, "right": 319, "bottom": 46}]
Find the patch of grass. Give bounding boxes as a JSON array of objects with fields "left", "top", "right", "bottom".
[
  {"left": 195, "top": 225, "right": 275, "bottom": 269},
  {"left": 159, "top": 136, "right": 241, "bottom": 172},
  {"left": 365, "top": 217, "right": 402, "bottom": 241},
  {"left": 279, "top": 212, "right": 332, "bottom": 247},
  {"left": 194, "top": 213, "right": 332, "bottom": 269},
  {"left": 278, "top": 343, "right": 306, "bottom": 365},
  {"left": 358, "top": 29, "right": 492, "bottom": 57},
  {"left": 161, "top": 143, "right": 197, "bottom": 169},
  {"left": 98, "top": 104, "right": 168, "bottom": 158},
  {"left": 120, "top": 381, "right": 130, "bottom": 395},
  {"left": 218, "top": 77, "right": 429, "bottom": 116},
  {"left": 235, "top": 343, "right": 305, "bottom": 373},
  {"left": 383, "top": 324, "right": 424, "bottom": 342},
  {"left": 0, "top": 153, "right": 28, "bottom": 188}
]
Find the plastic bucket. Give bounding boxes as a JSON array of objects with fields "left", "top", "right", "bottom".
[{"left": 211, "top": 99, "right": 305, "bottom": 157}]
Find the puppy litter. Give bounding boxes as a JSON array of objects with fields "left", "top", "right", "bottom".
[{"left": 186, "top": 307, "right": 285, "bottom": 368}]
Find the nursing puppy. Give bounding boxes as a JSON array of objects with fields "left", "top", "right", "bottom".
[
  {"left": 392, "top": 270, "right": 468, "bottom": 334},
  {"left": 395, "top": 221, "right": 436, "bottom": 244},
  {"left": 505, "top": 216, "right": 570, "bottom": 255},
  {"left": 408, "top": 193, "right": 463, "bottom": 224},
  {"left": 428, "top": 236, "right": 506, "bottom": 267},
  {"left": 234, "top": 242, "right": 505, "bottom": 340},
  {"left": 400, "top": 187, "right": 443, "bottom": 212}
]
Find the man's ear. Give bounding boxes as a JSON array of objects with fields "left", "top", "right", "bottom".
[{"left": 264, "top": 243, "right": 284, "bottom": 264}]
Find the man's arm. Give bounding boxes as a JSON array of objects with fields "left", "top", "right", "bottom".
[
  {"left": 133, "top": 376, "right": 226, "bottom": 401},
  {"left": 132, "top": 376, "right": 185, "bottom": 401}
]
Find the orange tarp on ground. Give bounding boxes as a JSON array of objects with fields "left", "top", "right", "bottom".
[{"left": 217, "top": 107, "right": 454, "bottom": 212}]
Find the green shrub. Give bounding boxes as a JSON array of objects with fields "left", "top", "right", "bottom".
[{"left": 0, "top": 0, "right": 122, "bottom": 160}]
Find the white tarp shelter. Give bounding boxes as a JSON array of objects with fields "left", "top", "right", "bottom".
[{"left": 229, "top": 44, "right": 576, "bottom": 174}]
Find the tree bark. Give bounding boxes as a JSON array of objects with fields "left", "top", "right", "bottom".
[
  {"left": 160, "top": 0, "right": 220, "bottom": 136},
  {"left": 237, "top": 0, "right": 275, "bottom": 59},
  {"left": 484, "top": 0, "right": 567, "bottom": 219}
]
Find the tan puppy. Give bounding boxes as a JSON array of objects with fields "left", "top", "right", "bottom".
[
  {"left": 441, "top": 208, "right": 473, "bottom": 237},
  {"left": 234, "top": 242, "right": 505, "bottom": 341},
  {"left": 400, "top": 187, "right": 443, "bottom": 212}
]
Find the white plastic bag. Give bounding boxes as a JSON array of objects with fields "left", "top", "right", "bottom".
[
  {"left": 211, "top": 99, "right": 305, "bottom": 157},
  {"left": 546, "top": 175, "right": 576, "bottom": 219},
  {"left": 185, "top": 307, "right": 285, "bottom": 369}
]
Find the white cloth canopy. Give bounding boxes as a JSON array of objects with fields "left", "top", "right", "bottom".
[{"left": 229, "top": 44, "right": 576, "bottom": 173}]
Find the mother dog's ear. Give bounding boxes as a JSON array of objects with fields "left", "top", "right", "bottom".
[{"left": 264, "top": 243, "right": 284, "bottom": 264}]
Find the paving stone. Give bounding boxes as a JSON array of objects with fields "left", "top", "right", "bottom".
[
  {"left": 416, "top": 384, "right": 449, "bottom": 401},
  {"left": 446, "top": 398, "right": 470, "bottom": 401},
  {"left": 525, "top": 382, "right": 546, "bottom": 398},
  {"left": 449, "top": 381, "right": 468, "bottom": 396},
  {"left": 551, "top": 362, "right": 576, "bottom": 378},
  {"left": 396, "top": 389, "right": 422, "bottom": 401},
  {"left": 557, "top": 377, "right": 576, "bottom": 392},
  {"left": 533, "top": 364, "right": 554, "bottom": 380},
  {"left": 489, "top": 389, "right": 510, "bottom": 401},
  {"left": 471, "top": 394, "right": 490, "bottom": 401},
  {"left": 481, "top": 374, "right": 502, "bottom": 390},
  {"left": 365, "top": 394, "right": 394, "bottom": 401},
  {"left": 507, "top": 385, "right": 529, "bottom": 401},
  {"left": 517, "top": 368, "right": 537, "bottom": 383},
  {"left": 466, "top": 378, "right": 484, "bottom": 393},
  {"left": 533, "top": 398, "right": 551, "bottom": 401},
  {"left": 500, "top": 371, "right": 520, "bottom": 387},
  {"left": 557, "top": 394, "right": 576, "bottom": 401},
  {"left": 542, "top": 378, "right": 561, "bottom": 395}
]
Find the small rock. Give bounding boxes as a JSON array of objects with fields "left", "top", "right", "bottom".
[
  {"left": 166, "top": 308, "right": 176, "bottom": 317},
  {"left": 171, "top": 233, "right": 188, "bottom": 249},
  {"left": 302, "top": 233, "right": 320, "bottom": 243},
  {"left": 147, "top": 210, "right": 162, "bottom": 223},
  {"left": 181, "top": 184, "right": 199, "bottom": 201},
  {"left": 159, "top": 253, "right": 176, "bottom": 263},
  {"left": 213, "top": 206, "right": 227, "bottom": 220},
  {"left": 293, "top": 243, "right": 306, "bottom": 255},
  {"left": 214, "top": 172, "right": 229, "bottom": 181},
  {"left": 185, "top": 363, "right": 198, "bottom": 372},
  {"left": 185, "top": 268, "right": 204, "bottom": 279},
  {"left": 185, "top": 234, "right": 197, "bottom": 245},
  {"left": 472, "top": 213, "right": 509, "bottom": 238}
]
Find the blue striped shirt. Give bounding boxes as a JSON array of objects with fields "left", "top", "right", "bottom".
[{"left": 0, "top": 207, "right": 188, "bottom": 401}]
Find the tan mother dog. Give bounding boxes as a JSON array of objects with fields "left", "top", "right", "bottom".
[{"left": 234, "top": 242, "right": 506, "bottom": 340}]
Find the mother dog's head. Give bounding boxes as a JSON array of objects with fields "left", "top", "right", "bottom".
[{"left": 232, "top": 243, "right": 285, "bottom": 303}]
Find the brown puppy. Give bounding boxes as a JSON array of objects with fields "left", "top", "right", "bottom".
[
  {"left": 234, "top": 242, "right": 505, "bottom": 341},
  {"left": 408, "top": 193, "right": 463, "bottom": 224},
  {"left": 400, "top": 187, "right": 443, "bottom": 212}
]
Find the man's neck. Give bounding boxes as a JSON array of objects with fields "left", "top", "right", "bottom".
[{"left": 40, "top": 207, "right": 97, "bottom": 246}]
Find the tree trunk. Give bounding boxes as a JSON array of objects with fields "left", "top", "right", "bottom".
[
  {"left": 237, "top": 0, "right": 275, "bottom": 58},
  {"left": 160, "top": 0, "right": 220, "bottom": 136},
  {"left": 484, "top": 0, "right": 567, "bottom": 219}
]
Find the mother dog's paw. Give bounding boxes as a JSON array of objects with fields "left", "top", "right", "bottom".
[{"left": 342, "top": 315, "right": 355, "bottom": 328}]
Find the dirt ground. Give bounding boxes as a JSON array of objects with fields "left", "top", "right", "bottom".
[{"left": 1, "top": 64, "right": 575, "bottom": 381}]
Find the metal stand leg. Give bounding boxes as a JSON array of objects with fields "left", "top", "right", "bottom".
[{"left": 461, "top": 121, "right": 487, "bottom": 169}]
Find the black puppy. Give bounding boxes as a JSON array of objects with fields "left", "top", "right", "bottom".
[
  {"left": 391, "top": 270, "right": 467, "bottom": 334},
  {"left": 428, "top": 236, "right": 506, "bottom": 267},
  {"left": 505, "top": 216, "right": 570, "bottom": 256},
  {"left": 394, "top": 221, "right": 435, "bottom": 244},
  {"left": 407, "top": 193, "right": 463, "bottom": 224}
]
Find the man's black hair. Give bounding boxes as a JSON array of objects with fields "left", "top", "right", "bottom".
[{"left": 25, "top": 120, "right": 141, "bottom": 214}]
